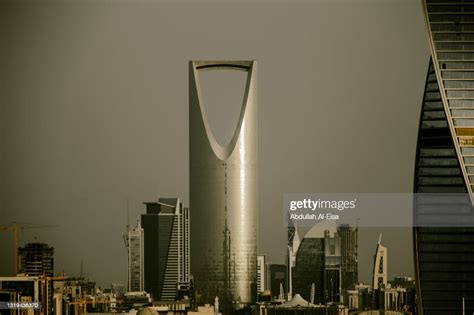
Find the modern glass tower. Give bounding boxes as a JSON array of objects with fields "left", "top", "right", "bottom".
[
  {"left": 141, "top": 198, "right": 190, "bottom": 301},
  {"left": 189, "top": 60, "right": 257, "bottom": 309},
  {"left": 124, "top": 222, "right": 144, "bottom": 293},
  {"left": 415, "top": 2, "right": 474, "bottom": 309}
]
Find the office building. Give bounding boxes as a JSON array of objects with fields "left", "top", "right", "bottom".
[
  {"left": 141, "top": 197, "right": 190, "bottom": 301},
  {"left": 324, "top": 230, "right": 341, "bottom": 303},
  {"left": 415, "top": 3, "right": 474, "bottom": 313},
  {"left": 338, "top": 224, "right": 358, "bottom": 305},
  {"left": 124, "top": 222, "right": 144, "bottom": 292},
  {"left": 189, "top": 60, "right": 258, "bottom": 308},
  {"left": 291, "top": 224, "right": 328, "bottom": 304},
  {"left": 257, "top": 255, "right": 267, "bottom": 293}
]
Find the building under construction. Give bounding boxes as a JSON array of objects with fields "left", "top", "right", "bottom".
[{"left": 18, "top": 242, "right": 54, "bottom": 277}]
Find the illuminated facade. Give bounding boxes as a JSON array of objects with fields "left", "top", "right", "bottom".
[
  {"left": 415, "top": 2, "right": 474, "bottom": 311},
  {"left": 189, "top": 61, "right": 257, "bottom": 308}
]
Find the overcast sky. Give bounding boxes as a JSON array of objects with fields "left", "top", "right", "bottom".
[{"left": 0, "top": 0, "right": 429, "bottom": 287}]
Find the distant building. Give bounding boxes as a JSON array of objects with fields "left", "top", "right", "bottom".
[
  {"left": 18, "top": 242, "right": 54, "bottom": 276},
  {"left": 141, "top": 197, "right": 190, "bottom": 301},
  {"left": 268, "top": 264, "right": 287, "bottom": 300},
  {"left": 372, "top": 235, "right": 387, "bottom": 290},
  {"left": 323, "top": 230, "right": 341, "bottom": 303},
  {"left": 124, "top": 222, "right": 144, "bottom": 292},
  {"left": 257, "top": 255, "right": 267, "bottom": 293},
  {"left": 338, "top": 224, "right": 357, "bottom": 304},
  {"left": 347, "top": 283, "right": 370, "bottom": 311},
  {"left": 286, "top": 218, "right": 300, "bottom": 299},
  {"left": 293, "top": 222, "right": 347, "bottom": 305}
]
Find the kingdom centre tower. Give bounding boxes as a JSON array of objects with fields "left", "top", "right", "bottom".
[{"left": 189, "top": 61, "right": 257, "bottom": 309}]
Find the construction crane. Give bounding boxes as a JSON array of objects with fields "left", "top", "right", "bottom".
[{"left": 0, "top": 222, "right": 59, "bottom": 274}]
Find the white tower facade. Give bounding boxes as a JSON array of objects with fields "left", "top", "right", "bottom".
[{"left": 189, "top": 61, "right": 258, "bottom": 307}]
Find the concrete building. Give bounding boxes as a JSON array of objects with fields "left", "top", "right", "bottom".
[
  {"left": 189, "top": 60, "right": 258, "bottom": 309},
  {"left": 0, "top": 276, "right": 41, "bottom": 315},
  {"left": 141, "top": 198, "right": 190, "bottom": 301},
  {"left": 17, "top": 242, "right": 54, "bottom": 277},
  {"left": 257, "top": 255, "right": 267, "bottom": 293}
]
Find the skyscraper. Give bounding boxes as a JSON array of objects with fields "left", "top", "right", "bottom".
[
  {"left": 124, "top": 222, "right": 144, "bottom": 293},
  {"left": 372, "top": 234, "right": 387, "bottom": 290},
  {"left": 189, "top": 60, "right": 257, "bottom": 308},
  {"left": 415, "top": 2, "right": 474, "bottom": 314},
  {"left": 141, "top": 197, "right": 190, "bottom": 301},
  {"left": 292, "top": 223, "right": 332, "bottom": 304},
  {"left": 338, "top": 224, "right": 358, "bottom": 305},
  {"left": 324, "top": 230, "right": 341, "bottom": 303}
]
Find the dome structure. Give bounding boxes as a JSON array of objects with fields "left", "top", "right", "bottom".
[{"left": 137, "top": 307, "right": 158, "bottom": 315}]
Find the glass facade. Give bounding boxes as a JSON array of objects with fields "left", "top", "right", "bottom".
[
  {"left": 141, "top": 198, "right": 190, "bottom": 301},
  {"left": 424, "top": 0, "right": 474, "bottom": 193},
  {"left": 292, "top": 238, "right": 325, "bottom": 304},
  {"left": 414, "top": 59, "right": 474, "bottom": 314}
]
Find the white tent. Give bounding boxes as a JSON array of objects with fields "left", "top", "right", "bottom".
[{"left": 276, "top": 294, "right": 318, "bottom": 308}]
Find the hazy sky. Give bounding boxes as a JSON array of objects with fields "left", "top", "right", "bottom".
[{"left": 0, "top": 0, "right": 429, "bottom": 287}]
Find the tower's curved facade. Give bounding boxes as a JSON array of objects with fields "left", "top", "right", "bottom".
[
  {"left": 415, "top": 2, "right": 474, "bottom": 309},
  {"left": 189, "top": 61, "right": 257, "bottom": 309}
]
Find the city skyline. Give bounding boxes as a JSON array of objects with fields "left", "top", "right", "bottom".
[{"left": 0, "top": 0, "right": 425, "bottom": 287}]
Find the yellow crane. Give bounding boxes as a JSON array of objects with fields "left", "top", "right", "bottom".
[{"left": 0, "top": 222, "right": 59, "bottom": 274}]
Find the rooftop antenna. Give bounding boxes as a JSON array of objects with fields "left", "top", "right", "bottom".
[
  {"left": 80, "top": 259, "right": 83, "bottom": 278},
  {"left": 378, "top": 234, "right": 383, "bottom": 245},
  {"left": 126, "top": 198, "right": 130, "bottom": 231}
]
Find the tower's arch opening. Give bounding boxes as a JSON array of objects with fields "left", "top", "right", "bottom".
[{"left": 198, "top": 69, "right": 248, "bottom": 147}]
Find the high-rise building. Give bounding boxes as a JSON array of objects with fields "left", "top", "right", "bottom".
[
  {"left": 292, "top": 223, "right": 331, "bottom": 304},
  {"left": 286, "top": 218, "right": 300, "bottom": 299},
  {"left": 324, "top": 230, "right": 341, "bottom": 303},
  {"left": 141, "top": 197, "right": 190, "bottom": 301},
  {"left": 17, "top": 242, "right": 54, "bottom": 277},
  {"left": 257, "top": 255, "right": 267, "bottom": 293},
  {"left": 372, "top": 235, "right": 387, "bottom": 290},
  {"left": 189, "top": 60, "right": 258, "bottom": 308},
  {"left": 124, "top": 222, "right": 144, "bottom": 293},
  {"left": 338, "top": 224, "right": 358, "bottom": 304},
  {"left": 415, "top": 2, "right": 474, "bottom": 314}
]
